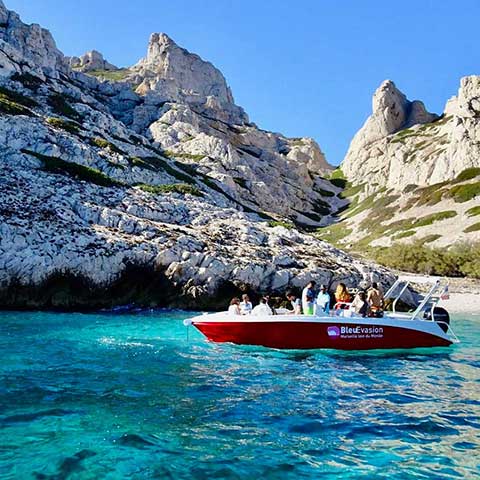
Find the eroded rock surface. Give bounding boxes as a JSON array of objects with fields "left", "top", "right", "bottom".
[{"left": 0, "top": 1, "right": 392, "bottom": 309}]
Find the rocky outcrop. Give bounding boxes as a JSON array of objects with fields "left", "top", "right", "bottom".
[
  {"left": 341, "top": 78, "right": 479, "bottom": 189},
  {"left": 0, "top": 0, "right": 66, "bottom": 78},
  {"left": 69, "top": 50, "right": 118, "bottom": 72},
  {"left": 129, "top": 32, "right": 248, "bottom": 125},
  {"left": 0, "top": 1, "right": 390, "bottom": 309}
]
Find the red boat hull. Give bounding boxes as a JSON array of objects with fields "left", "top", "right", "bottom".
[{"left": 192, "top": 320, "right": 452, "bottom": 350}]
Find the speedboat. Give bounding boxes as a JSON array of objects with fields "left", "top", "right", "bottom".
[{"left": 184, "top": 277, "right": 459, "bottom": 350}]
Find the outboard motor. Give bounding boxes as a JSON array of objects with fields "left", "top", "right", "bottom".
[{"left": 424, "top": 307, "right": 450, "bottom": 333}]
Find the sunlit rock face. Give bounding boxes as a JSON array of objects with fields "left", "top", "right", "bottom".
[
  {"left": 0, "top": 0, "right": 392, "bottom": 309},
  {"left": 68, "top": 50, "right": 118, "bottom": 72},
  {"left": 342, "top": 78, "right": 480, "bottom": 189}
]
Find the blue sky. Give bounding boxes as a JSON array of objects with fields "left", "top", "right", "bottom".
[{"left": 7, "top": 0, "right": 480, "bottom": 165}]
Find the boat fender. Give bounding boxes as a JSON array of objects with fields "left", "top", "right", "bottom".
[
  {"left": 183, "top": 318, "right": 193, "bottom": 326},
  {"left": 424, "top": 307, "right": 450, "bottom": 333}
]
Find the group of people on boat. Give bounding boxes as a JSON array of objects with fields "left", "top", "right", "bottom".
[{"left": 227, "top": 281, "right": 384, "bottom": 317}]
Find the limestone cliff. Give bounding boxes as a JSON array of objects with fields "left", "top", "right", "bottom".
[
  {"left": 320, "top": 79, "right": 480, "bottom": 250},
  {"left": 0, "top": 1, "right": 389, "bottom": 309}
]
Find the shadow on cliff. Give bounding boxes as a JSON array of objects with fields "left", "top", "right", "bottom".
[{"left": 0, "top": 263, "right": 244, "bottom": 312}]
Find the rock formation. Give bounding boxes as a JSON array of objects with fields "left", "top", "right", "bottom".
[
  {"left": 0, "top": 1, "right": 391, "bottom": 309},
  {"left": 322, "top": 78, "right": 480, "bottom": 250},
  {"left": 342, "top": 78, "right": 480, "bottom": 189},
  {"left": 69, "top": 50, "right": 118, "bottom": 72}
]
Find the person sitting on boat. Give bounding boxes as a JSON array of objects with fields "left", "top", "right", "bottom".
[
  {"left": 239, "top": 294, "right": 253, "bottom": 315},
  {"left": 286, "top": 291, "right": 302, "bottom": 315},
  {"left": 351, "top": 291, "right": 369, "bottom": 317},
  {"left": 302, "top": 281, "right": 316, "bottom": 316},
  {"left": 335, "top": 283, "right": 351, "bottom": 310},
  {"left": 228, "top": 297, "right": 241, "bottom": 316},
  {"left": 314, "top": 284, "right": 330, "bottom": 315},
  {"left": 251, "top": 297, "right": 273, "bottom": 316},
  {"left": 367, "top": 282, "right": 384, "bottom": 316},
  {"left": 263, "top": 295, "right": 277, "bottom": 315}
]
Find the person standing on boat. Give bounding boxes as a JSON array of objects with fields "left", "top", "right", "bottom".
[
  {"left": 367, "top": 282, "right": 384, "bottom": 316},
  {"left": 314, "top": 285, "right": 330, "bottom": 315},
  {"left": 251, "top": 297, "right": 273, "bottom": 316},
  {"left": 239, "top": 294, "right": 253, "bottom": 315},
  {"left": 286, "top": 291, "right": 302, "bottom": 315},
  {"left": 228, "top": 297, "right": 241, "bottom": 315},
  {"left": 302, "top": 281, "right": 316, "bottom": 315}
]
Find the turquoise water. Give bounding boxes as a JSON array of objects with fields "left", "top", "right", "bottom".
[{"left": 0, "top": 311, "right": 479, "bottom": 479}]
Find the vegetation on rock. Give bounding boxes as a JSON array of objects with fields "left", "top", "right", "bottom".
[
  {"left": 138, "top": 183, "right": 203, "bottom": 196},
  {"left": 46, "top": 117, "right": 81, "bottom": 134},
  {"left": 369, "top": 241, "right": 480, "bottom": 278},
  {"left": 21, "top": 149, "right": 122, "bottom": 187}
]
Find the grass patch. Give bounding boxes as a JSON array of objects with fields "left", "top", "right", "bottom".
[
  {"left": 316, "top": 223, "right": 352, "bottom": 245},
  {"left": 404, "top": 184, "right": 418, "bottom": 193},
  {"left": 454, "top": 167, "right": 480, "bottom": 183},
  {"left": 90, "top": 137, "right": 124, "bottom": 154},
  {"left": 268, "top": 220, "right": 294, "bottom": 229},
  {"left": 392, "top": 230, "right": 416, "bottom": 240},
  {"left": 340, "top": 183, "right": 364, "bottom": 198},
  {"left": 411, "top": 210, "right": 457, "bottom": 228},
  {"left": 47, "top": 93, "right": 81, "bottom": 120},
  {"left": 137, "top": 183, "right": 202, "bottom": 197},
  {"left": 466, "top": 206, "right": 480, "bottom": 217},
  {"left": 88, "top": 69, "right": 131, "bottom": 82},
  {"left": 447, "top": 182, "right": 480, "bottom": 203},
  {"left": 163, "top": 150, "right": 205, "bottom": 161},
  {"left": 21, "top": 149, "right": 122, "bottom": 187},
  {"left": 464, "top": 223, "right": 480, "bottom": 233},
  {"left": 46, "top": 117, "right": 81, "bottom": 134},
  {"left": 419, "top": 234, "right": 442, "bottom": 244}
]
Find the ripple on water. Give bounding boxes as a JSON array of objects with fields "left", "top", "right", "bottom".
[{"left": 0, "top": 311, "right": 478, "bottom": 479}]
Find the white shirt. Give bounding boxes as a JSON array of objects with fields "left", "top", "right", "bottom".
[
  {"left": 251, "top": 303, "right": 273, "bottom": 316},
  {"left": 239, "top": 301, "right": 253, "bottom": 315},
  {"left": 228, "top": 304, "right": 241, "bottom": 316}
]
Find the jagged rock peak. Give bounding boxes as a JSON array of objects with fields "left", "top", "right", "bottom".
[
  {"left": 69, "top": 50, "right": 117, "bottom": 72},
  {"left": 133, "top": 32, "right": 235, "bottom": 104},
  {"left": 0, "top": 0, "right": 67, "bottom": 77}
]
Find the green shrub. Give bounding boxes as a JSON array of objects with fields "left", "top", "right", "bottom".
[
  {"left": 447, "top": 182, "right": 480, "bottom": 203},
  {"left": 464, "top": 222, "right": 480, "bottom": 233},
  {"left": 268, "top": 220, "right": 294, "bottom": 229},
  {"left": 466, "top": 206, "right": 480, "bottom": 217},
  {"left": 404, "top": 184, "right": 418, "bottom": 193},
  {"left": 88, "top": 69, "right": 131, "bottom": 82},
  {"left": 163, "top": 150, "right": 205, "bottom": 161},
  {"left": 454, "top": 167, "right": 480, "bottom": 183},
  {"left": 46, "top": 117, "right": 81, "bottom": 134},
  {"left": 0, "top": 86, "right": 37, "bottom": 115},
  {"left": 316, "top": 188, "right": 335, "bottom": 197},
  {"left": 330, "top": 178, "right": 347, "bottom": 189},
  {"left": 419, "top": 234, "right": 442, "bottom": 244},
  {"left": 369, "top": 241, "right": 480, "bottom": 278},
  {"left": 138, "top": 183, "right": 202, "bottom": 197},
  {"left": 47, "top": 93, "right": 81, "bottom": 120},
  {"left": 0, "top": 85, "right": 38, "bottom": 107},
  {"left": 21, "top": 149, "right": 122, "bottom": 187},
  {"left": 340, "top": 183, "right": 364, "bottom": 198},
  {"left": 11, "top": 72, "right": 43, "bottom": 91},
  {"left": 90, "top": 137, "right": 123, "bottom": 154},
  {"left": 413, "top": 182, "right": 449, "bottom": 206},
  {"left": 411, "top": 210, "right": 457, "bottom": 228},
  {"left": 391, "top": 230, "right": 416, "bottom": 240},
  {"left": 233, "top": 177, "right": 248, "bottom": 189},
  {"left": 316, "top": 223, "right": 352, "bottom": 244}
]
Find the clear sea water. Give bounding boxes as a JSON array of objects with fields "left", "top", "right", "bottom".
[{"left": 0, "top": 311, "right": 479, "bottom": 480}]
